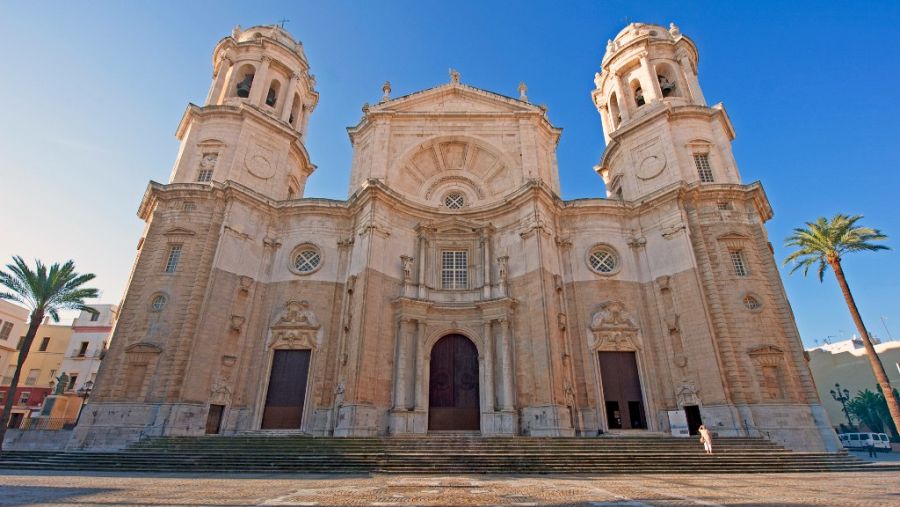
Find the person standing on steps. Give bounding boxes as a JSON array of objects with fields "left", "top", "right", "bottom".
[{"left": 698, "top": 425, "right": 713, "bottom": 455}]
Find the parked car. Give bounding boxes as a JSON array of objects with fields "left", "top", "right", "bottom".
[{"left": 838, "top": 432, "right": 892, "bottom": 452}]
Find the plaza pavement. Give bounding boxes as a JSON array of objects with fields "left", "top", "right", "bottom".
[{"left": 1, "top": 470, "right": 900, "bottom": 506}]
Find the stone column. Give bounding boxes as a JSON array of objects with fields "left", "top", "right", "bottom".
[
  {"left": 498, "top": 318, "right": 514, "bottom": 411},
  {"left": 614, "top": 73, "right": 631, "bottom": 121},
  {"left": 481, "top": 233, "right": 491, "bottom": 299},
  {"left": 280, "top": 73, "right": 299, "bottom": 123},
  {"left": 206, "top": 55, "right": 232, "bottom": 105},
  {"left": 413, "top": 320, "right": 427, "bottom": 411},
  {"left": 393, "top": 318, "right": 413, "bottom": 410},
  {"left": 300, "top": 103, "right": 312, "bottom": 139},
  {"left": 597, "top": 103, "right": 612, "bottom": 143},
  {"left": 482, "top": 320, "right": 495, "bottom": 411},
  {"left": 417, "top": 235, "right": 427, "bottom": 299},
  {"left": 249, "top": 56, "right": 271, "bottom": 106},
  {"left": 639, "top": 53, "right": 662, "bottom": 102},
  {"left": 677, "top": 49, "right": 706, "bottom": 106}
]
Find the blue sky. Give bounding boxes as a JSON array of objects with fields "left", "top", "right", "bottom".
[{"left": 1, "top": 1, "right": 898, "bottom": 347}]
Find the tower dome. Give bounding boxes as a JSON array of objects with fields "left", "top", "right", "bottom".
[{"left": 592, "top": 22, "right": 737, "bottom": 201}]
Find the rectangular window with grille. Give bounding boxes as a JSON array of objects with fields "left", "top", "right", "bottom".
[
  {"left": 39, "top": 337, "right": 50, "bottom": 351},
  {"left": 730, "top": 250, "right": 749, "bottom": 277},
  {"left": 165, "top": 244, "right": 182, "bottom": 273},
  {"left": 19, "top": 391, "right": 30, "bottom": 404},
  {"left": 441, "top": 250, "right": 468, "bottom": 289},
  {"left": 24, "top": 369, "right": 40, "bottom": 386},
  {"left": 0, "top": 321, "right": 12, "bottom": 341},
  {"left": 197, "top": 170, "right": 213, "bottom": 182},
  {"left": 694, "top": 153, "right": 714, "bottom": 183}
]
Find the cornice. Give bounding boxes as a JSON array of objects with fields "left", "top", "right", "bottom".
[{"left": 175, "top": 103, "right": 315, "bottom": 173}]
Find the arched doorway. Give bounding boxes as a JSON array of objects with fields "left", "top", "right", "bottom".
[{"left": 428, "top": 334, "right": 480, "bottom": 431}]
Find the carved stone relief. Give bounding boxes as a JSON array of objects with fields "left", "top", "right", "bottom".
[
  {"left": 268, "top": 300, "right": 322, "bottom": 349},
  {"left": 589, "top": 301, "right": 641, "bottom": 351}
]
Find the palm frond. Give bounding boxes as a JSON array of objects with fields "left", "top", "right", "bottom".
[
  {"left": 0, "top": 256, "right": 98, "bottom": 317},
  {"left": 784, "top": 214, "right": 889, "bottom": 279}
]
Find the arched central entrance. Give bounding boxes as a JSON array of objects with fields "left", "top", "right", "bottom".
[{"left": 428, "top": 334, "right": 480, "bottom": 431}]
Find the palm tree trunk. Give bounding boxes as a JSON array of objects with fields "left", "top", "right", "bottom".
[
  {"left": 831, "top": 259, "right": 900, "bottom": 436},
  {"left": 0, "top": 310, "right": 43, "bottom": 454}
]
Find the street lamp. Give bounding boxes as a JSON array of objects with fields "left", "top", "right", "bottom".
[
  {"left": 830, "top": 382, "right": 854, "bottom": 429},
  {"left": 74, "top": 380, "right": 94, "bottom": 425}
]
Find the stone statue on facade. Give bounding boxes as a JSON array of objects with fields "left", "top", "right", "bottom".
[{"left": 400, "top": 255, "right": 414, "bottom": 285}]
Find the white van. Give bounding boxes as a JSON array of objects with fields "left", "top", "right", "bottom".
[{"left": 838, "top": 432, "right": 892, "bottom": 451}]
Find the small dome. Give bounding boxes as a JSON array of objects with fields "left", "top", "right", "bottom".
[
  {"left": 237, "top": 24, "right": 301, "bottom": 48},
  {"left": 613, "top": 22, "right": 672, "bottom": 44}
]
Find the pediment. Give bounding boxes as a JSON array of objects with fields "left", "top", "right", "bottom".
[
  {"left": 125, "top": 342, "right": 162, "bottom": 354},
  {"left": 371, "top": 84, "right": 541, "bottom": 115},
  {"left": 163, "top": 227, "right": 196, "bottom": 236},
  {"left": 748, "top": 345, "right": 783, "bottom": 356},
  {"left": 417, "top": 217, "right": 493, "bottom": 234}
]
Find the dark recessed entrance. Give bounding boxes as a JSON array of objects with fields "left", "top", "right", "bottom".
[
  {"left": 261, "top": 349, "right": 311, "bottom": 429},
  {"left": 598, "top": 351, "right": 646, "bottom": 430},
  {"left": 205, "top": 404, "right": 225, "bottom": 434},
  {"left": 428, "top": 334, "right": 480, "bottom": 431},
  {"left": 684, "top": 405, "right": 703, "bottom": 436}
]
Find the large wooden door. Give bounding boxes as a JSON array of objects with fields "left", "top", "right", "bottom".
[
  {"left": 261, "top": 349, "right": 311, "bottom": 429},
  {"left": 205, "top": 404, "right": 224, "bottom": 434},
  {"left": 428, "top": 334, "right": 480, "bottom": 431},
  {"left": 598, "top": 351, "right": 646, "bottom": 429}
]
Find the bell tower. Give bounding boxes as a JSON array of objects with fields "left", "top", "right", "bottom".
[
  {"left": 168, "top": 25, "right": 319, "bottom": 200},
  {"left": 592, "top": 23, "right": 741, "bottom": 201}
]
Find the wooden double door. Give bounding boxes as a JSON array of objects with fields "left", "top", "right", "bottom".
[
  {"left": 428, "top": 335, "right": 480, "bottom": 431},
  {"left": 261, "top": 349, "right": 311, "bottom": 429},
  {"left": 598, "top": 351, "right": 647, "bottom": 430}
]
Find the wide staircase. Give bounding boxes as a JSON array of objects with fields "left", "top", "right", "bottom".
[{"left": 1, "top": 433, "right": 895, "bottom": 474}]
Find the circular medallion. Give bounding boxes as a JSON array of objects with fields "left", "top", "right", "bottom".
[
  {"left": 245, "top": 151, "right": 275, "bottom": 179},
  {"left": 636, "top": 154, "right": 666, "bottom": 180}
]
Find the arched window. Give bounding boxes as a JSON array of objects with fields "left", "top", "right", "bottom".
[
  {"left": 655, "top": 63, "right": 680, "bottom": 98},
  {"left": 608, "top": 91, "right": 621, "bottom": 128},
  {"left": 234, "top": 64, "right": 255, "bottom": 98},
  {"left": 265, "top": 80, "right": 281, "bottom": 107},
  {"left": 289, "top": 94, "right": 302, "bottom": 128},
  {"left": 631, "top": 80, "right": 645, "bottom": 107}
]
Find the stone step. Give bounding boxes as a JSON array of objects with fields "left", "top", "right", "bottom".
[{"left": 1, "top": 434, "right": 881, "bottom": 474}]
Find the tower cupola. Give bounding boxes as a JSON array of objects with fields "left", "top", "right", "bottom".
[
  {"left": 592, "top": 22, "right": 741, "bottom": 202},
  {"left": 207, "top": 25, "right": 319, "bottom": 138},
  {"left": 592, "top": 22, "right": 705, "bottom": 142},
  {"left": 167, "top": 25, "right": 319, "bottom": 201}
]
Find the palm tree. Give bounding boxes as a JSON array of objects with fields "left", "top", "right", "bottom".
[
  {"left": 784, "top": 214, "right": 900, "bottom": 437},
  {"left": 0, "top": 257, "right": 98, "bottom": 453},
  {"left": 847, "top": 389, "right": 886, "bottom": 433}
]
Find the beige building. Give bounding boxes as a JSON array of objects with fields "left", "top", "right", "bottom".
[
  {"left": 808, "top": 339, "right": 900, "bottom": 429},
  {"left": 59, "top": 305, "right": 118, "bottom": 393},
  {"left": 0, "top": 301, "right": 28, "bottom": 378},
  {"left": 72, "top": 23, "right": 838, "bottom": 451},
  {"left": 1, "top": 317, "right": 71, "bottom": 426}
]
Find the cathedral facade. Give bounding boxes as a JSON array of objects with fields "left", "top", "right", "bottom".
[{"left": 72, "top": 23, "right": 840, "bottom": 451}]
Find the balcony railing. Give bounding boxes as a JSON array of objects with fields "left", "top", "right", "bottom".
[
  {"left": 66, "top": 348, "right": 104, "bottom": 359},
  {"left": 12, "top": 417, "right": 78, "bottom": 431}
]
